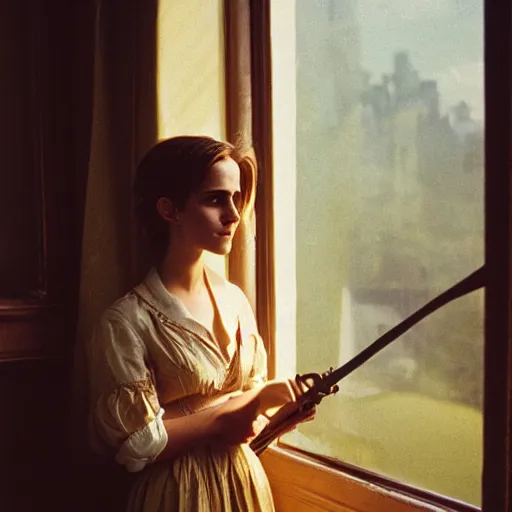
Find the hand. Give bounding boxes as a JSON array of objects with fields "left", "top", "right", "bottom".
[
  {"left": 280, "top": 403, "right": 317, "bottom": 435},
  {"left": 211, "top": 389, "right": 261, "bottom": 445},
  {"left": 249, "top": 401, "right": 318, "bottom": 455},
  {"left": 244, "top": 414, "right": 270, "bottom": 444},
  {"left": 288, "top": 374, "right": 316, "bottom": 401}
]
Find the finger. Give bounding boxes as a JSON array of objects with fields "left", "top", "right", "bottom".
[{"left": 288, "top": 379, "right": 302, "bottom": 399}]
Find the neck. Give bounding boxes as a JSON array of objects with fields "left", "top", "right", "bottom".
[{"left": 157, "top": 242, "right": 205, "bottom": 294}]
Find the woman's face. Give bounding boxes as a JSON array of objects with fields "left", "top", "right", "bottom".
[{"left": 175, "top": 156, "right": 242, "bottom": 255}]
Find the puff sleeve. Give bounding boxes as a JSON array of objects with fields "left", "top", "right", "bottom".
[{"left": 87, "top": 311, "right": 168, "bottom": 472}]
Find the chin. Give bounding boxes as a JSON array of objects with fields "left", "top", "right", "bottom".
[{"left": 208, "top": 240, "right": 233, "bottom": 256}]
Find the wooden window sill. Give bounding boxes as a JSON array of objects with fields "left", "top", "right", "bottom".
[{"left": 260, "top": 445, "right": 473, "bottom": 512}]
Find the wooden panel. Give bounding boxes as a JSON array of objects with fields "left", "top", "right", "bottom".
[
  {"left": 261, "top": 447, "right": 449, "bottom": 512},
  {"left": 0, "top": 303, "right": 61, "bottom": 360}
]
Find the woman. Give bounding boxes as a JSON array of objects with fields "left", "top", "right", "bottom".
[{"left": 86, "top": 136, "right": 308, "bottom": 511}]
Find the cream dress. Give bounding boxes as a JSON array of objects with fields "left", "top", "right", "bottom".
[{"left": 87, "top": 267, "right": 275, "bottom": 512}]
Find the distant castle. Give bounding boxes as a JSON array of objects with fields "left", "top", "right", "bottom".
[
  {"left": 361, "top": 51, "right": 483, "bottom": 183},
  {"left": 351, "top": 51, "right": 484, "bottom": 317}
]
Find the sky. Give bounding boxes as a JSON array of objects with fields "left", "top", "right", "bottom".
[{"left": 356, "top": 0, "right": 484, "bottom": 120}]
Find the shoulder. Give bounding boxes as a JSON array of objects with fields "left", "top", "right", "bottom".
[{"left": 95, "top": 291, "right": 150, "bottom": 340}]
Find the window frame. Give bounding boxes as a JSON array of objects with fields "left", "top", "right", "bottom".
[
  {"left": 245, "top": 1, "right": 512, "bottom": 511},
  {"left": 225, "top": 0, "right": 258, "bottom": 312}
]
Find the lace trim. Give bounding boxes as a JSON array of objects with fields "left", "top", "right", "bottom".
[{"left": 115, "top": 377, "right": 154, "bottom": 393}]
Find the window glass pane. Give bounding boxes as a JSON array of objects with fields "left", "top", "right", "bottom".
[{"left": 281, "top": 0, "right": 484, "bottom": 506}]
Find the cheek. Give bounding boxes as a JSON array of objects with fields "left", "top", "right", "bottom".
[
  {"left": 188, "top": 208, "right": 218, "bottom": 234},
  {"left": 199, "top": 207, "right": 219, "bottom": 225}
]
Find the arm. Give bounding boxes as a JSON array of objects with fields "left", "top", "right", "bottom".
[
  {"left": 156, "top": 387, "right": 262, "bottom": 461},
  {"left": 89, "top": 310, "right": 268, "bottom": 469},
  {"left": 156, "top": 407, "right": 219, "bottom": 461}
]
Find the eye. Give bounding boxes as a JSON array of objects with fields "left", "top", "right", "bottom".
[
  {"left": 203, "top": 191, "right": 241, "bottom": 209},
  {"left": 205, "top": 193, "right": 222, "bottom": 205}
]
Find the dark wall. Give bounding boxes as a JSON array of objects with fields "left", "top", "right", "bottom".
[
  {"left": 0, "top": 1, "right": 96, "bottom": 510},
  {"left": 0, "top": 360, "right": 137, "bottom": 512},
  {"left": 0, "top": 1, "right": 154, "bottom": 510},
  {"left": 0, "top": 360, "right": 71, "bottom": 511}
]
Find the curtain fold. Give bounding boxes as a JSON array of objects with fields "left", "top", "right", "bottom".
[
  {"left": 69, "top": 1, "right": 158, "bottom": 509},
  {"left": 225, "top": 0, "right": 257, "bottom": 311}
]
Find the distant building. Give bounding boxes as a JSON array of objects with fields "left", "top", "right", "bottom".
[
  {"left": 338, "top": 286, "right": 419, "bottom": 396},
  {"left": 449, "top": 101, "right": 480, "bottom": 143}
]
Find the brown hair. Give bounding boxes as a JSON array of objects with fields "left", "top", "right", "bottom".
[{"left": 134, "top": 135, "right": 256, "bottom": 260}]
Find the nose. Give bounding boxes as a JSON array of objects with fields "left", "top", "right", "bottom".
[{"left": 222, "top": 198, "right": 240, "bottom": 225}]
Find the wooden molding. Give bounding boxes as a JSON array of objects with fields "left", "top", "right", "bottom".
[
  {"left": 225, "top": 0, "right": 257, "bottom": 310},
  {"left": 0, "top": 301, "right": 51, "bottom": 319},
  {"left": 0, "top": 302, "right": 62, "bottom": 361},
  {"left": 224, "top": 0, "right": 253, "bottom": 144},
  {"left": 482, "top": 2, "right": 512, "bottom": 511},
  {"left": 250, "top": 0, "right": 277, "bottom": 380}
]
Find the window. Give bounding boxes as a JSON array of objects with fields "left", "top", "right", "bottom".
[{"left": 259, "top": 0, "right": 492, "bottom": 510}]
